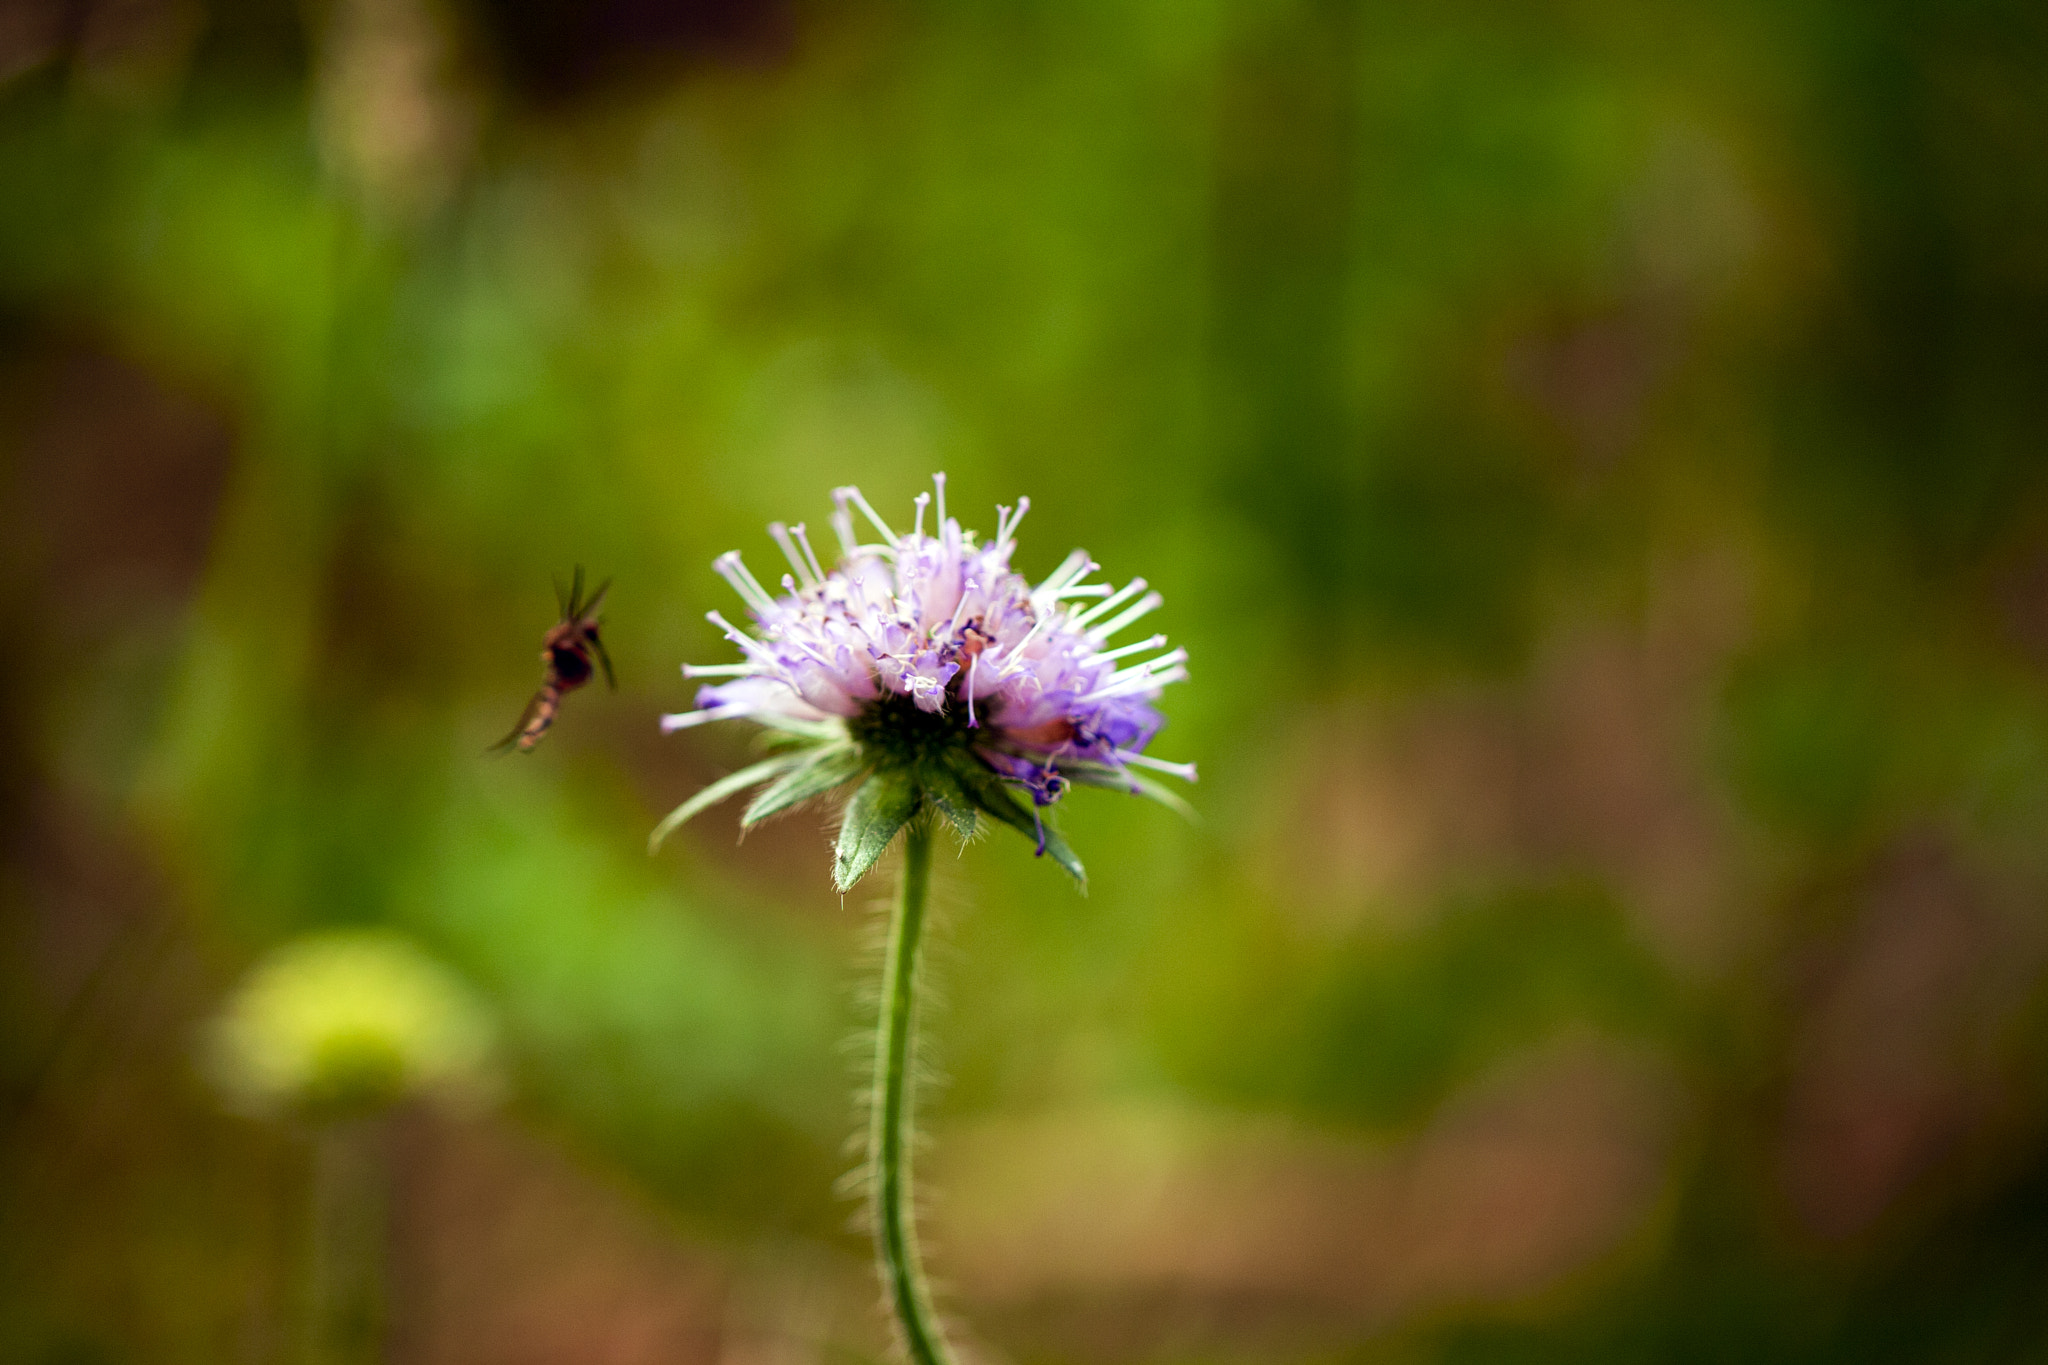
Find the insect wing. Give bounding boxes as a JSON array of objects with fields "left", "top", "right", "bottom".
[{"left": 491, "top": 688, "right": 553, "bottom": 753}]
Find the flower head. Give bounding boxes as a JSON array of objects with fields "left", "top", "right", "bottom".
[
  {"left": 653, "top": 476, "right": 1194, "bottom": 888},
  {"left": 205, "top": 930, "right": 495, "bottom": 1122}
]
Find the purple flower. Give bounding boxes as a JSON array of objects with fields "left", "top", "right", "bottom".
[{"left": 652, "top": 476, "right": 1194, "bottom": 888}]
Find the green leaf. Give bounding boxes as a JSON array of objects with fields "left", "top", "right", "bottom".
[
  {"left": 743, "top": 744, "right": 866, "bottom": 826},
  {"left": 648, "top": 754, "right": 804, "bottom": 853},
  {"left": 1063, "top": 764, "right": 1200, "bottom": 822},
  {"left": 951, "top": 758, "right": 1087, "bottom": 888},
  {"left": 1126, "top": 773, "right": 1199, "bottom": 821},
  {"left": 1035, "top": 819, "right": 1087, "bottom": 888},
  {"left": 917, "top": 760, "right": 979, "bottom": 839},
  {"left": 833, "top": 769, "right": 920, "bottom": 892}
]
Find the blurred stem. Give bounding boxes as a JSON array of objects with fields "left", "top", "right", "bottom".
[
  {"left": 870, "top": 819, "right": 953, "bottom": 1365},
  {"left": 308, "top": 1118, "right": 388, "bottom": 1365}
]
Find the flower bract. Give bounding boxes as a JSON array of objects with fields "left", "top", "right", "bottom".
[{"left": 653, "top": 476, "right": 1194, "bottom": 888}]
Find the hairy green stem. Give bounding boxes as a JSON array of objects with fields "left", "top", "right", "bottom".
[{"left": 870, "top": 818, "right": 953, "bottom": 1365}]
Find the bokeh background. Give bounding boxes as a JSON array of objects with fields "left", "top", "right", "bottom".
[{"left": 7, "top": 0, "right": 2048, "bottom": 1360}]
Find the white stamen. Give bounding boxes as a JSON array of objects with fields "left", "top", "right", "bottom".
[
  {"left": 713, "top": 552, "right": 780, "bottom": 617},
  {"left": 661, "top": 707, "right": 751, "bottom": 732},
  {"left": 790, "top": 523, "right": 828, "bottom": 582},
  {"left": 1032, "top": 555, "right": 1102, "bottom": 609},
  {"left": 834, "top": 485, "right": 898, "bottom": 543},
  {"left": 994, "top": 496, "right": 1033, "bottom": 548},
  {"left": 1087, "top": 590, "right": 1163, "bottom": 642},
  {"left": 830, "top": 504, "right": 858, "bottom": 558},
  {"left": 933, "top": 472, "right": 947, "bottom": 525},
  {"left": 1087, "top": 633, "right": 1168, "bottom": 664},
  {"left": 993, "top": 614, "right": 1052, "bottom": 678},
  {"left": 1106, "top": 647, "right": 1187, "bottom": 685},
  {"left": 1035, "top": 549, "right": 1092, "bottom": 598},
  {"left": 768, "top": 523, "right": 818, "bottom": 587},
  {"left": 912, "top": 492, "right": 929, "bottom": 540},
  {"left": 682, "top": 663, "right": 753, "bottom": 678},
  {"left": 945, "top": 581, "right": 974, "bottom": 636},
  {"left": 706, "top": 610, "right": 769, "bottom": 659},
  {"left": 1086, "top": 664, "right": 1186, "bottom": 700},
  {"left": 1012, "top": 496, "right": 1033, "bottom": 542},
  {"left": 1115, "top": 750, "right": 1199, "bottom": 781},
  {"left": 1071, "top": 577, "right": 1148, "bottom": 629}
]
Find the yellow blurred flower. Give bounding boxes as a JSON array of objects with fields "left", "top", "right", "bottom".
[{"left": 206, "top": 929, "right": 494, "bottom": 1121}]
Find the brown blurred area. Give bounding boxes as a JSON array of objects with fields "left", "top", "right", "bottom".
[
  {"left": 0, "top": 334, "right": 1729, "bottom": 1365},
  {"left": 934, "top": 1040, "right": 1682, "bottom": 1361},
  {"left": 8, "top": 0, "right": 2048, "bottom": 1361}
]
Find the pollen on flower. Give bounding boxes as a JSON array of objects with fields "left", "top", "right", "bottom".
[{"left": 663, "top": 475, "right": 1194, "bottom": 808}]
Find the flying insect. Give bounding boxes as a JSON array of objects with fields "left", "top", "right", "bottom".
[{"left": 495, "top": 567, "right": 614, "bottom": 753}]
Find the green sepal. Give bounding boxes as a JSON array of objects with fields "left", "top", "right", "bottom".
[
  {"left": 1062, "top": 763, "right": 1199, "bottom": 822},
  {"left": 1033, "top": 815, "right": 1087, "bottom": 889},
  {"left": 951, "top": 757, "right": 1086, "bottom": 888},
  {"left": 649, "top": 753, "right": 806, "bottom": 853},
  {"left": 916, "top": 760, "right": 979, "bottom": 840},
  {"left": 833, "top": 768, "right": 920, "bottom": 892},
  {"left": 752, "top": 714, "right": 848, "bottom": 745},
  {"left": 743, "top": 743, "right": 867, "bottom": 826},
  {"left": 1125, "top": 773, "right": 1199, "bottom": 821}
]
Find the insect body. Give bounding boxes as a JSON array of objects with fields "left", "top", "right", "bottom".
[{"left": 495, "top": 567, "right": 615, "bottom": 752}]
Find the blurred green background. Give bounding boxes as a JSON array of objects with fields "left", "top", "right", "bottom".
[{"left": 7, "top": 0, "right": 2048, "bottom": 1360}]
